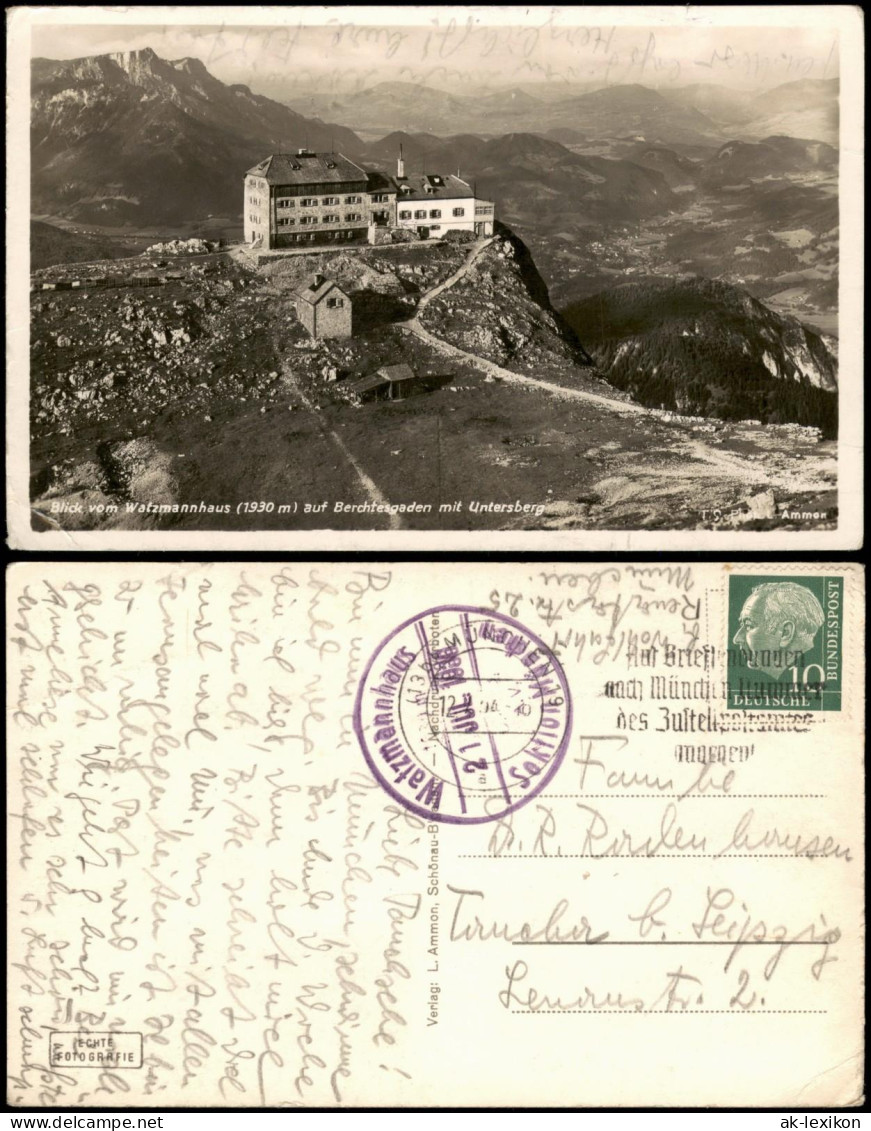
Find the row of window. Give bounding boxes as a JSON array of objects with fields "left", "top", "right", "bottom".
[
  {"left": 268, "top": 197, "right": 469, "bottom": 217},
  {"left": 397, "top": 207, "right": 465, "bottom": 220},
  {"left": 279, "top": 194, "right": 363, "bottom": 208},
  {"left": 248, "top": 196, "right": 261, "bottom": 207},
  {"left": 285, "top": 231, "right": 360, "bottom": 243},
  {"left": 277, "top": 213, "right": 365, "bottom": 227},
  {"left": 277, "top": 192, "right": 388, "bottom": 206}
]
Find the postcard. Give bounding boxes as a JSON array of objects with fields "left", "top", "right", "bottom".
[
  {"left": 6, "top": 561, "right": 864, "bottom": 1107},
  {"left": 5, "top": 4, "right": 864, "bottom": 551}
]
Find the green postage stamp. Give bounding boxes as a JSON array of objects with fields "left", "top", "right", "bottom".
[{"left": 727, "top": 574, "right": 844, "bottom": 711}]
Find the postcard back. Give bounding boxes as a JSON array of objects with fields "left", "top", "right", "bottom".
[{"left": 6, "top": 561, "right": 864, "bottom": 1107}]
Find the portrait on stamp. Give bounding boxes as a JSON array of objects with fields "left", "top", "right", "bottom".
[{"left": 727, "top": 574, "right": 843, "bottom": 710}]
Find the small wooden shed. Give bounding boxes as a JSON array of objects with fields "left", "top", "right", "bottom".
[
  {"left": 349, "top": 365, "right": 454, "bottom": 404},
  {"left": 349, "top": 363, "right": 420, "bottom": 403}
]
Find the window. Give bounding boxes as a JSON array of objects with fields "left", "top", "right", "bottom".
[
  {"left": 430, "top": 209, "right": 442, "bottom": 219},
  {"left": 453, "top": 207, "right": 465, "bottom": 217},
  {"left": 345, "top": 195, "right": 361, "bottom": 204},
  {"left": 371, "top": 193, "right": 389, "bottom": 203},
  {"left": 430, "top": 224, "right": 441, "bottom": 230},
  {"left": 300, "top": 197, "right": 316, "bottom": 206},
  {"left": 399, "top": 210, "right": 412, "bottom": 220},
  {"left": 323, "top": 196, "right": 339, "bottom": 205},
  {"left": 277, "top": 198, "right": 295, "bottom": 208},
  {"left": 323, "top": 214, "right": 340, "bottom": 223},
  {"left": 414, "top": 210, "right": 427, "bottom": 219},
  {"left": 277, "top": 217, "right": 295, "bottom": 227},
  {"left": 345, "top": 212, "right": 362, "bottom": 221},
  {"left": 326, "top": 297, "right": 345, "bottom": 308},
  {"left": 300, "top": 216, "right": 314, "bottom": 225}
]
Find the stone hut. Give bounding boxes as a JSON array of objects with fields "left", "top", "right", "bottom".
[{"left": 296, "top": 273, "right": 352, "bottom": 339}]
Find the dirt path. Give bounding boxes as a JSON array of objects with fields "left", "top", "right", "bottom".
[
  {"left": 402, "top": 317, "right": 646, "bottom": 415},
  {"left": 402, "top": 271, "right": 833, "bottom": 503},
  {"left": 414, "top": 237, "right": 495, "bottom": 314},
  {"left": 280, "top": 359, "right": 401, "bottom": 530},
  {"left": 403, "top": 236, "right": 649, "bottom": 417}
]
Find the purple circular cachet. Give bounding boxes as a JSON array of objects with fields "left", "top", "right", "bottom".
[{"left": 354, "top": 605, "right": 572, "bottom": 824}]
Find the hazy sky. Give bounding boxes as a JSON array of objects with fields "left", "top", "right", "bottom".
[{"left": 31, "top": 12, "right": 840, "bottom": 99}]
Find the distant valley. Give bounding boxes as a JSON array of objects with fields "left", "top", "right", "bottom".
[{"left": 31, "top": 50, "right": 839, "bottom": 337}]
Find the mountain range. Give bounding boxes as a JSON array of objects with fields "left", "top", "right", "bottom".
[
  {"left": 367, "top": 130, "right": 677, "bottom": 223},
  {"left": 292, "top": 80, "right": 726, "bottom": 146},
  {"left": 31, "top": 46, "right": 364, "bottom": 222},
  {"left": 31, "top": 50, "right": 687, "bottom": 230},
  {"left": 31, "top": 49, "right": 840, "bottom": 229},
  {"left": 29, "top": 47, "right": 839, "bottom": 415},
  {"left": 288, "top": 76, "right": 839, "bottom": 146},
  {"left": 700, "top": 135, "right": 837, "bottom": 189}
]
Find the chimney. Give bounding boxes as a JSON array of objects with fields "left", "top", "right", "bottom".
[{"left": 397, "top": 144, "right": 405, "bottom": 179}]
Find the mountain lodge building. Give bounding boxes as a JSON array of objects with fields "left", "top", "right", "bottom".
[{"left": 244, "top": 149, "right": 494, "bottom": 250}]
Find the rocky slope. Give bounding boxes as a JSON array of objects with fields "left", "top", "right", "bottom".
[
  {"left": 31, "top": 47, "right": 363, "bottom": 223},
  {"left": 562, "top": 276, "right": 838, "bottom": 435},
  {"left": 30, "top": 230, "right": 836, "bottom": 535},
  {"left": 418, "top": 231, "right": 595, "bottom": 374}
]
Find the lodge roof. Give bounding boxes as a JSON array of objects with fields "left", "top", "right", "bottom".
[
  {"left": 393, "top": 172, "right": 474, "bottom": 201},
  {"left": 365, "top": 170, "right": 397, "bottom": 193},
  {"left": 245, "top": 154, "right": 476, "bottom": 201},
  {"left": 247, "top": 151, "right": 368, "bottom": 185}
]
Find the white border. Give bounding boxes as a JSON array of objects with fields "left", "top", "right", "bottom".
[{"left": 6, "top": 5, "right": 864, "bottom": 551}]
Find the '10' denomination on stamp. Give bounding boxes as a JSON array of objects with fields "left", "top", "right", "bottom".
[
  {"left": 727, "top": 574, "right": 843, "bottom": 711},
  {"left": 354, "top": 606, "right": 572, "bottom": 822}
]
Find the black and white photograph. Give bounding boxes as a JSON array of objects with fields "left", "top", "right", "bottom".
[{"left": 6, "top": 5, "right": 863, "bottom": 548}]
